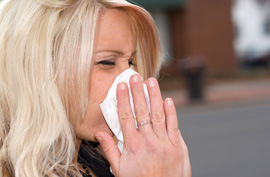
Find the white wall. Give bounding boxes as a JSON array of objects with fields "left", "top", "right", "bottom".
[
  {"left": 232, "top": 0, "right": 270, "bottom": 60},
  {"left": 149, "top": 9, "right": 173, "bottom": 65}
]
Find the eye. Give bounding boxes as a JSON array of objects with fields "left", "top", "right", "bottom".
[
  {"left": 96, "top": 60, "right": 115, "bottom": 65},
  {"left": 129, "top": 58, "right": 136, "bottom": 66}
]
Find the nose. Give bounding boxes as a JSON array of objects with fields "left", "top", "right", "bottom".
[{"left": 115, "top": 61, "right": 132, "bottom": 76}]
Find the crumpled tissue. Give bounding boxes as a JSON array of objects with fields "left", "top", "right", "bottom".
[{"left": 100, "top": 68, "right": 150, "bottom": 153}]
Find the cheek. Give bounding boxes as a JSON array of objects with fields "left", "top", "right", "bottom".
[
  {"left": 85, "top": 71, "right": 116, "bottom": 124},
  {"left": 89, "top": 74, "right": 112, "bottom": 104},
  {"left": 74, "top": 74, "right": 114, "bottom": 140}
]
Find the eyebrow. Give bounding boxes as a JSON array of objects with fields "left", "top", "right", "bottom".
[{"left": 95, "top": 50, "right": 137, "bottom": 57}]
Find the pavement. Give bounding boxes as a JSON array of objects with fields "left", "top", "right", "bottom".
[
  {"left": 160, "top": 78, "right": 270, "bottom": 177},
  {"left": 179, "top": 101, "right": 270, "bottom": 177},
  {"left": 161, "top": 78, "right": 270, "bottom": 108}
]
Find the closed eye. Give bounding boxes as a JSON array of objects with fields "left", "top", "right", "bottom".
[
  {"left": 96, "top": 60, "right": 115, "bottom": 65},
  {"left": 129, "top": 59, "right": 136, "bottom": 66},
  {"left": 128, "top": 53, "right": 136, "bottom": 66}
]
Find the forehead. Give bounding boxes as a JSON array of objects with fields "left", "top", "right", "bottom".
[{"left": 94, "top": 8, "right": 136, "bottom": 53}]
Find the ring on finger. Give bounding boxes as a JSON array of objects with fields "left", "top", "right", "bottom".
[{"left": 137, "top": 120, "right": 151, "bottom": 127}]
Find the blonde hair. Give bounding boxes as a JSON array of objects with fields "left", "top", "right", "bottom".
[{"left": 0, "top": 0, "right": 162, "bottom": 176}]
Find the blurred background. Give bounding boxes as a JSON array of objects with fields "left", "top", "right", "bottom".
[
  {"left": 130, "top": 0, "right": 270, "bottom": 176},
  {"left": 1, "top": 0, "right": 268, "bottom": 176}
]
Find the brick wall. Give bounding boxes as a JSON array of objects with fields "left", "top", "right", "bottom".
[{"left": 164, "top": 0, "right": 237, "bottom": 75}]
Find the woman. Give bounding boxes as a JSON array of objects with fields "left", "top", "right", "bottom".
[{"left": 0, "top": 0, "right": 191, "bottom": 176}]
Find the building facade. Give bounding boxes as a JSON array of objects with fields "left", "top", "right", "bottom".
[{"left": 132, "top": 0, "right": 237, "bottom": 75}]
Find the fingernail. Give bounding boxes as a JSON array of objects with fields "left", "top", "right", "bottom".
[
  {"left": 119, "top": 82, "right": 127, "bottom": 90},
  {"left": 132, "top": 74, "right": 140, "bottom": 83},
  {"left": 95, "top": 135, "right": 103, "bottom": 142},
  {"left": 148, "top": 78, "right": 156, "bottom": 87},
  {"left": 167, "top": 98, "right": 173, "bottom": 106}
]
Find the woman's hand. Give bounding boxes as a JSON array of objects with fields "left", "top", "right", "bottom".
[{"left": 95, "top": 74, "right": 191, "bottom": 177}]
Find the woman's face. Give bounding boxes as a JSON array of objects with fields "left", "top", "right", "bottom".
[{"left": 74, "top": 8, "right": 137, "bottom": 141}]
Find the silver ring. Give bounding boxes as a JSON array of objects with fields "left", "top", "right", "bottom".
[{"left": 137, "top": 121, "right": 151, "bottom": 127}]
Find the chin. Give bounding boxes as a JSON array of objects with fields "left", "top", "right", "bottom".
[
  {"left": 75, "top": 124, "right": 113, "bottom": 142},
  {"left": 98, "top": 118, "right": 114, "bottom": 137},
  {"left": 92, "top": 124, "right": 114, "bottom": 139},
  {"left": 101, "top": 125, "right": 114, "bottom": 137}
]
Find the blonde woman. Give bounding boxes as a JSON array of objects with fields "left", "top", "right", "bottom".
[{"left": 0, "top": 0, "right": 191, "bottom": 176}]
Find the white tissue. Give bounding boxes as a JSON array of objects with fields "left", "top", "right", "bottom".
[{"left": 100, "top": 68, "right": 150, "bottom": 153}]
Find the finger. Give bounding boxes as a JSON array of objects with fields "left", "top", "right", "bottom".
[
  {"left": 95, "top": 131, "right": 120, "bottom": 173},
  {"left": 183, "top": 149, "right": 192, "bottom": 177},
  {"left": 130, "top": 74, "right": 152, "bottom": 133},
  {"left": 117, "top": 82, "right": 137, "bottom": 141},
  {"left": 146, "top": 78, "right": 167, "bottom": 139},
  {"left": 164, "top": 98, "right": 181, "bottom": 147}
]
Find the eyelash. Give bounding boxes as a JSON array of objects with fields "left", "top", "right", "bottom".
[
  {"left": 97, "top": 60, "right": 115, "bottom": 65},
  {"left": 129, "top": 59, "right": 136, "bottom": 66},
  {"left": 97, "top": 58, "right": 136, "bottom": 66}
]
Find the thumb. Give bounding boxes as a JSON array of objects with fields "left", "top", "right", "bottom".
[{"left": 95, "top": 131, "right": 121, "bottom": 173}]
